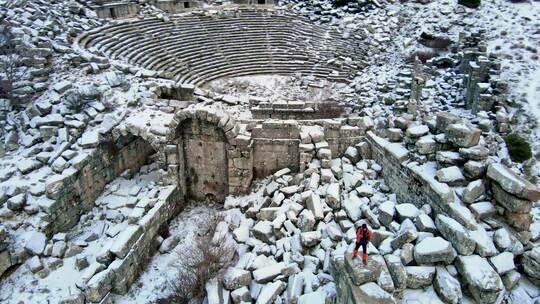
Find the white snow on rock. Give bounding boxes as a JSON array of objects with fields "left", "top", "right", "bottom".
[{"left": 24, "top": 232, "right": 47, "bottom": 256}]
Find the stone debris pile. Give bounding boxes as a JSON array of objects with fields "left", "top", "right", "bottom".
[{"left": 213, "top": 134, "right": 539, "bottom": 303}]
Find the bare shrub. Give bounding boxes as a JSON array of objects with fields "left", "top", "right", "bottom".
[
  {"left": 407, "top": 50, "right": 435, "bottom": 63},
  {"left": 0, "top": 21, "right": 30, "bottom": 109},
  {"left": 318, "top": 102, "right": 345, "bottom": 119},
  {"left": 158, "top": 212, "right": 237, "bottom": 304},
  {"left": 419, "top": 32, "right": 452, "bottom": 49},
  {"left": 65, "top": 90, "right": 89, "bottom": 113}
]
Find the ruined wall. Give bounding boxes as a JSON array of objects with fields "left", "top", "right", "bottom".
[
  {"left": 251, "top": 120, "right": 301, "bottom": 178},
  {"left": 42, "top": 134, "right": 155, "bottom": 235},
  {"left": 84, "top": 186, "right": 181, "bottom": 303},
  {"left": 250, "top": 100, "right": 319, "bottom": 120},
  {"left": 181, "top": 119, "right": 229, "bottom": 201},
  {"left": 366, "top": 131, "right": 458, "bottom": 219},
  {"left": 160, "top": 106, "right": 364, "bottom": 200},
  {"left": 92, "top": 2, "right": 139, "bottom": 19},
  {"left": 232, "top": 0, "right": 275, "bottom": 5},
  {"left": 459, "top": 31, "right": 507, "bottom": 114},
  {"left": 365, "top": 129, "right": 535, "bottom": 233},
  {"left": 153, "top": 0, "right": 201, "bottom": 12}
]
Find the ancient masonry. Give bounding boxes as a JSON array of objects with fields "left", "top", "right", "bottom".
[{"left": 0, "top": 1, "right": 539, "bottom": 304}]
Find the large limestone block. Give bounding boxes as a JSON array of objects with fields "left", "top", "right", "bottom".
[
  {"left": 256, "top": 281, "right": 286, "bottom": 304},
  {"left": 253, "top": 262, "right": 285, "bottom": 283},
  {"left": 300, "top": 231, "right": 321, "bottom": 247},
  {"left": 436, "top": 112, "right": 461, "bottom": 133},
  {"left": 325, "top": 183, "right": 341, "bottom": 209},
  {"left": 252, "top": 220, "right": 273, "bottom": 243},
  {"left": 343, "top": 192, "right": 365, "bottom": 222},
  {"left": 406, "top": 125, "right": 429, "bottom": 138},
  {"left": 24, "top": 231, "right": 47, "bottom": 256},
  {"left": 378, "top": 201, "right": 395, "bottom": 226},
  {"left": 395, "top": 203, "right": 419, "bottom": 222},
  {"left": 223, "top": 267, "right": 252, "bottom": 290},
  {"left": 491, "top": 181, "right": 532, "bottom": 213},
  {"left": 434, "top": 266, "right": 462, "bottom": 304},
  {"left": 505, "top": 211, "right": 532, "bottom": 231},
  {"left": 436, "top": 166, "right": 465, "bottom": 186},
  {"left": 351, "top": 282, "right": 396, "bottom": 304},
  {"left": 86, "top": 269, "right": 114, "bottom": 302},
  {"left": 405, "top": 266, "right": 436, "bottom": 289},
  {"left": 344, "top": 252, "right": 382, "bottom": 286},
  {"left": 521, "top": 247, "right": 540, "bottom": 282},
  {"left": 487, "top": 163, "right": 540, "bottom": 201},
  {"left": 415, "top": 213, "right": 437, "bottom": 234},
  {"left": 455, "top": 255, "right": 504, "bottom": 304},
  {"left": 413, "top": 237, "right": 457, "bottom": 265},
  {"left": 305, "top": 192, "right": 324, "bottom": 220},
  {"left": 298, "top": 291, "right": 326, "bottom": 304},
  {"left": 206, "top": 278, "right": 230, "bottom": 304},
  {"left": 231, "top": 286, "right": 250, "bottom": 303},
  {"left": 390, "top": 228, "right": 417, "bottom": 251},
  {"left": 416, "top": 136, "right": 437, "bottom": 155},
  {"left": 384, "top": 254, "right": 407, "bottom": 291},
  {"left": 0, "top": 250, "right": 11, "bottom": 277},
  {"left": 435, "top": 215, "right": 475, "bottom": 255},
  {"left": 344, "top": 146, "right": 360, "bottom": 164},
  {"left": 371, "top": 255, "right": 395, "bottom": 294},
  {"left": 489, "top": 252, "right": 515, "bottom": 275},
  {"left": 462, "top": 179, "right": 485, "bottom": 203},
  {"left": 110, "top": 225, "right": 142, "bottom": 259},
  {"left": 445, "top": 123, "right": 481, "bottom": 148},
  {"left": 286, "top": 273, "right": 304, "bottom": 303}
]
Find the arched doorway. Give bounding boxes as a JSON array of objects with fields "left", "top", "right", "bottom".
[{"left": 178, "top": 118, "right": 229, "bottom": 202}]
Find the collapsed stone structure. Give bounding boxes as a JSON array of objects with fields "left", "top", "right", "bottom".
[{"left": 459, "top": 31, "right": 508, "bottom": 114}]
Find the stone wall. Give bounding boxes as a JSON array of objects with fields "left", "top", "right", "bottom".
[
  {"left": 250, "top": 99, "right": 319, "bottom": 120},
  {"left": 83, "top": 186, "right": 182, "bottom": 303},
  {"left": 159, "top": 105, "right": 365, "bottom": 200},
  {"left": 92, "top": 2, "right": 140, "bottom": 19},
  {"left": 232, "top": 0, "right": 275, "bottom": 5},
  {"left": 459, "top": 31, "right": 507, "bottom": 114},
  {"left": 365, "top": 131, "right": 456, "bottom": 217},
  {"left": 251, "top": 120, "right": 301, "bottom": 178},
  {"left": 365, "top": 128, "right": 536, "bottom": 233},
  {"left": 153, "top": 0, "right": 201, "bottom": 12},
  {"left": 180, "top": 118, "right": 230, "bottom": 201},
  {"left": 42, "top": 134, "right": 155, "bottom": 235}
]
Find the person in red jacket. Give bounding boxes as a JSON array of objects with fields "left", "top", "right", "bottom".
[{"left": 353, "top": 223, "right": 372, "bottom": 264}]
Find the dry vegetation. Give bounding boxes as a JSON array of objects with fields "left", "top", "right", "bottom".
[{"left": 156, "top": 212, "right": 237, "bottom": 304}]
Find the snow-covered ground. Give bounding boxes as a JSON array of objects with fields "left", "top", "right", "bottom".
[
  {"left": 1, "top": 0, "right": 540, "bottom": 303},
  {"left": 113, "top": 203, "right": 218, "bottom": 304}
]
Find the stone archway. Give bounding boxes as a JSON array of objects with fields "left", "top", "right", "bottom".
[{"left": 178, "top": 118, "right": 229, "bottom": 202}]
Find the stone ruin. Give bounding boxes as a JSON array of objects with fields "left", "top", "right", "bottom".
[{"left": 0, "top": 0, "right": 540, "bottom": 303}]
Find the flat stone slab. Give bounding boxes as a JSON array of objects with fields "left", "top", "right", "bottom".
[
  {"left": 345, "top": 252, "right": 382, "bottom": 286},
  {"left": 414, "top": 237, "right": 456, "bottom": 265},
  {"left": 487, "top": 163, "right": 540, "bottom": 201},
  {"left": 455, "top": 255, "right": 504, "bottom": 304}
]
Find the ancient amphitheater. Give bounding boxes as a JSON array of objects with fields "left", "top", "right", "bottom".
[{"left": 0, "top": 0, "right": 540, "bottom": 304}]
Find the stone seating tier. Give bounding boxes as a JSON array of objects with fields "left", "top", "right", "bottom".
[{"left": 79, "top": 9, "right": 364, "bottom": 85}]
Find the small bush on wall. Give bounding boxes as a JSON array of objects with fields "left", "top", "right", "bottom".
[
  {"left": 505, "top": 133, "right": 532, "bottom": 163},
  {"left": 458, "top": 0, "right": 481, "bottom": 9}
]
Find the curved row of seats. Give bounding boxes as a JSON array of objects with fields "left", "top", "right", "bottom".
[{"left": 79, "top": 9, "right": 365, "bottom": 86}]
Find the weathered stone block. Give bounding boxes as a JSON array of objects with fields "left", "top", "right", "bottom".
[
  {"left": 110, "top": 225, "right": 142, "bottom": 259},
  {"left": 455, "top": 255, "right": 504, "bottom": 304},
  {"left": 445, "top": 123, "right": 481, "bottom": 148},
  {"left": 487, "top": 163, "right": 540, "bottom": 201}
]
